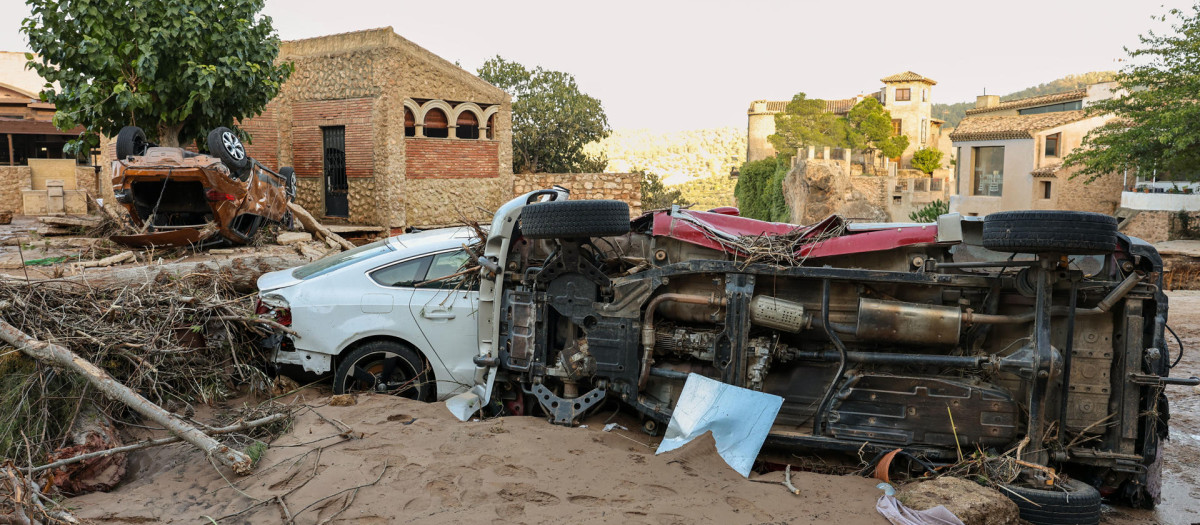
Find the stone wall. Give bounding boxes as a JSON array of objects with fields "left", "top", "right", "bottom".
[
  {"left": 1119, "top": 209, "right": 1200, "bottom": 244},
  {"left": 1049, "top": 167, "right": 1123, "bottom": 215},
  {"left": 513, "top": 173, "right": 642, "bottom": 216},
  {"left": 0, "top": 166, "right": 29, "bottom": 214}
]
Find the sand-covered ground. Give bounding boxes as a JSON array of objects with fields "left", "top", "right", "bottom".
[{"left": 68, "top": 395, "right": 887, "bottom": 524}]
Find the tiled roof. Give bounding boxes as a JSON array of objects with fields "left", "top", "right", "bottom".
[
  {"left": 880, "top": 71, "right": 937, "bottom": 85},
  {"left": 826, "top": 98, "right": 859, "bottom": 114},
  {"left": 1031, "top": 163, "right": 1062, "bottom": 178},
  {"left": 750, "top": 98, "right": 860, "bottom": 114},
  {"left": 965, "top": 89, "right": 1087, "bottom": 116},
  {"left": 950, "top": 110, "right": 1090, "bottom": 142}
]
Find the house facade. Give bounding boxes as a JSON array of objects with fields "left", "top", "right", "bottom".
[
  {"left": 237, "top": 28, "right": 514, "bottom": 230},
  {"left": 746, "top": 71, "right": 947, "bottom": 168},
  {"left": 949, "top": 84, "right": 1123, "bottom": 217}
]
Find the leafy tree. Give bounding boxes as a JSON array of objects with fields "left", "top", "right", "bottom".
[
  {"left": 908, "top": 200, "right": 949, "bottom": 223},
  {"left": 478, "top": 56, "right": 609, "bottom": 173},
  {"left": 1066, "top": 6, "right": 1200, "bottom": 182},
  {"left": 22, "top": 0, "right": 293, "bottom": 153},
  {"left": 767, "top": 93, "right": 846, "bottom": 158},
  {"left": 734, "top": 157, "right": 789, "bottom": 221},
  {"left": 911, "top": 147, "right": 944, "bottom": 175},
  {"left": 845, "top": 97, "right": 909, "bottom": 160},
  {"left": 638, "top": 169, "right": 691, "bottom": 210}
]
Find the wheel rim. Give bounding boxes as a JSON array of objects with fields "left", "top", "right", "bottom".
[
  {"left": 221, "top": 131, "right": 246, "bottom": 161},
  {"left": 341, "top": 351, "right": 421, "bottom": 398}
]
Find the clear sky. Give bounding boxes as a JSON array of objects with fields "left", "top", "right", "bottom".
[{"left": 0, "top": 0, "right": 1192, "bottom": 131}]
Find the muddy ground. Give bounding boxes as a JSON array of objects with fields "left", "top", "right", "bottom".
[{"left": 57, "top": 292, "right": 1200, "bottom": 525}]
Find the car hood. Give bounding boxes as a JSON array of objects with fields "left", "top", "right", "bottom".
[{"left": 257, "top": 268, "right": 302, "bottom": 292}]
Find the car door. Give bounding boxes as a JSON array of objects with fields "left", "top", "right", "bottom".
[{"left": 406, "top": 249, "right": 479, "bottom": 388}]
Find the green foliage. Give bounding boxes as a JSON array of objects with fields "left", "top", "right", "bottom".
[
  {"left": 478, "top": 56, "right": 609, "bottom": 173},
  {"left": 639, "top": 170, "right": 691, "bottom": 210},
  {"left": 734, "top": 157, "right": 790, "bottom": 222},
  {"left": 932, "top": 72, "right": 1116, "bottom": 127},
  {"left": 675, "top": 175, "right": 738, "bottom": 210},
  {"left": 245, "top": 440, "right": 268, "bottom": 465},
  {"left": 1066, "top": 7, "right": 1200, "bottom": 182},
  {"left": 845, "top": 98, "right": 909, "bottom": 159},
  {"left": 22, "top": 0, "right": 293, "bottom": 151},
  {"left": 911, "top": 147, "right": 944, "bottom": 175},
  {"left": 908, "top": 200, "right": 949, "bottom": 223},
  {"left": 584, "top": 127, "right": 745, "bottom": 184},
  {"left": 768, "top": 93, "right": 847, "bottom": 158}
]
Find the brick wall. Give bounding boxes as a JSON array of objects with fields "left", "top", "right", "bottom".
[
  {"left": 405, "top": 138, "right": 499, "bottom": 179},
  {"left": 240, "top": 104, "right": 280, "bottom": 170},
  {"left": 513, "top": 173, "right": 642, "bottom": 216},
  {"left": 292, "top": 98, "right": 374, "bottom": 179}
]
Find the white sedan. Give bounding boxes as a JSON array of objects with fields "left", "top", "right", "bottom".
[{"left": 256, "top": 228, "right": 479, "bottom": 400}]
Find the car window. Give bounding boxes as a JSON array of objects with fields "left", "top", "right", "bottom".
[
  {"left": 370, "top": 256, "right": 432, "bottom": 287},
  {"left": 292, "top": 239, "right": 393, "bottom": 280},
  {"left": 417, "top": 250, "right": 473, "bottom": 289}
]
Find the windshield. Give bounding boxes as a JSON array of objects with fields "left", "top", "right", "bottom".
[{"left": 292, "top": 239, "right": 393, "bottom": 280}]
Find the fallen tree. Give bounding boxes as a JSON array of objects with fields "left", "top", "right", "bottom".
[
  {"left": 288, "top": 202, "right": 356, "bottom": 251},
  {"left": 0, "top": 320, "right": 256, "bottom": 474}
]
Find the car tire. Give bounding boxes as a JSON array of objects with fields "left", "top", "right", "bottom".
[
  {"left": 982, "top": 210, "right": 1118, "bottom": 255},
  {"left": 116, "top": 126, "right": 147, "bottom": 159},
  {"left": 279, "top": 167, "right": 297, "bottom": 202},
  {"left": 206, "top": 126, "right": 250, "bottom": 172},
  {"left": 519, "top": 200, "right": 631, "bottom": 239},
  {"left": 333, "top": 341, "right": 434, "bottom": 400},
  {"left": 1000, "top": 478, "right": 1101, "bottom": 525}
]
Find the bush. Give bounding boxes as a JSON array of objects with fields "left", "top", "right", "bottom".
[
  {"left": 911, "top": 147, "right": 944, "bottom": 175},
  {"left": 734, "top": 157, "right": 790, "bottom": 221},
  {"left": 909, "top": 200, "right": 949, "bottom": 223}
]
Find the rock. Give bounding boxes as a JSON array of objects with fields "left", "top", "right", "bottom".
[
  {"left": 276, "top": 232, "right": 313, "bottom": 245},
  {"left": 330, "top": 394, "right": 357, "bottom": 407},
  {"left": 896, "top": 477, "right": 1020, "bottom": 525},
  {"left": 783, "top": 159, "right": 889, "bottom": 224}
]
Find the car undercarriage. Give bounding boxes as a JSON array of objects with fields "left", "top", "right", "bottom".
[{"left": 456, "top": 191, "right": 1198, "bottom": 519}]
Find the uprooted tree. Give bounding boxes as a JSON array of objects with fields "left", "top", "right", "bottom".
[{"left": 21, "top": 0, "right": 293, "bottom": 153}]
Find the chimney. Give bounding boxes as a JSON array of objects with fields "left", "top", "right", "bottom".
[{"left": 976, "top": 95, "right": 1000, "bottom": 109}]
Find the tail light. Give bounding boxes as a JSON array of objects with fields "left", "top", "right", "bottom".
[
  {"left": 206, "top": 189, "right": 237, "bottom": 202},
  {"left": 255, "top": 297, "right": 292, "bottom": 326}
]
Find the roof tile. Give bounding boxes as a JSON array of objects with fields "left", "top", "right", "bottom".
[
  {"left": 950, "top": 110, "right": 1090, "bottom": 142},
  {"left": 880, "top": 71, "right": 937, "bottom": 85},
  {"left": 965, "top": 89, "right": 1087, "bottom": 116}
]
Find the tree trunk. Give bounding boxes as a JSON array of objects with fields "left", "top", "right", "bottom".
[
  {"left": 0, "top": 321, "right": 255, "bottom": 474},
  {"left": 156, "top": 123, "right": 184, "bottom": 148},
  {"left": 30, "top": 253, "right": 309, "bottom": 294},
  {"left": 287, "top": 202, "right": 355, "bottom": 251}
]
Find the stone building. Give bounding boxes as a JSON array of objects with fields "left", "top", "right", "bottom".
[
  {"left": 238, "top": 28, "right": 513, "bottom": 230},
  {"left": 746, "top": 71, "right": 946, "bottom": 168},
  {"left": 1, "top": 51, "right": 100, "bottom": 216},
  {"left": 949, "top": 83, "right": 1122, "bottom": 217}
]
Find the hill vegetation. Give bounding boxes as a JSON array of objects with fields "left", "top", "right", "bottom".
[
  {"left": 585, "top": 127, "right": 745, "bottom": 210},
  {"left": 932, "top": 71, "right": 1116, "bottom": 127}
]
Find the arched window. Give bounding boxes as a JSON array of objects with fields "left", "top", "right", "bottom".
[
  {"left": 456, "top": 110, "right": 479, "bottom": 139},
  {"left": 486, "top": 114, "right": 495, "bottom": 140},
  {"left": 424, "top": 108, "right": 448, "bottom": 138},
  {"left": 404, "top": 108, "right": 416, "bottom": 137}
]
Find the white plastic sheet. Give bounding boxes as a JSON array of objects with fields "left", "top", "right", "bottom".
[{"left": 654, "top": 373, "right": 784, "bottom": 477}]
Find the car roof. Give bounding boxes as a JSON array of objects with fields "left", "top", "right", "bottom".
[{"left": 386, "top": 227, "right": 478, "bottom": 258}]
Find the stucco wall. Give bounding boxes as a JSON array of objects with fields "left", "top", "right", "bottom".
[
  {"left": 746, "top": 107, "right": 776, "bottom": 162},
  {"left": 951, "top": 139, "right": 1035, "bottom": 216},
  {"left": 513, "top": 173, "right": 642, "bottom": 216}
]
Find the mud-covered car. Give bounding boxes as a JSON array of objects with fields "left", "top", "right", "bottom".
[
  {"left": 110, "top": 126, "right": 295, "bottom": 247},
  {"left": 452, "top": 189, "right": 1197, "bottom": 524}
]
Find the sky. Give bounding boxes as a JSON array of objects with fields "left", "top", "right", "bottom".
[{"left": 0, "top": 0, "right": 1193, "bottom": 132}]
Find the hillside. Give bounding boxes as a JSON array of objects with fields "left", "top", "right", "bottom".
[
  {"left": 932, "top": 71, "right": 1116, "bottom": 127},
  {"left": 585, "top": 127, "right": 746, "bottom": 185}
]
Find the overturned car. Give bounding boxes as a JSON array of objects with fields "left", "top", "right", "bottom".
[
  {"left": 110, "top": 126, "right": 294, "bottom": 247},
  {"left": 451, "top": 189, "right": 1196, "bottom": 522}
]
